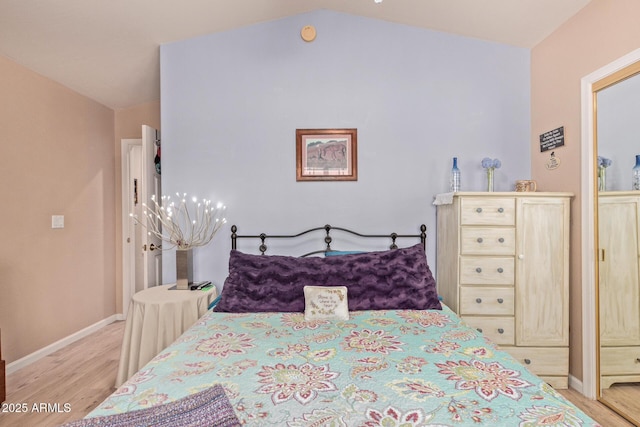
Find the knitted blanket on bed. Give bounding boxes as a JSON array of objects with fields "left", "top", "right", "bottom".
[{"left": 59, "top": 385, "right": 240, "bottom": 427}]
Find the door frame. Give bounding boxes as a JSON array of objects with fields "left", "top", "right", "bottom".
[
  {"left": 121, "top": 138, "right": 142, "bottom": 318},
  {"left": 580, "top": 47, "right": 640, "bottom": 399}
]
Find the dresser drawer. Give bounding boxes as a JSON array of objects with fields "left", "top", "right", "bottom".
[
  {"left": 460, "top": 227, "right": 515, "bottom": 255},
  {"left": 600, "top": 347, "right": 640, "bottom": 375},
  {"left": 463, "top": 316, "right": 514, "bottom": 345},
  {"left": 504, "top": 347, "right": 569, "bottom": 376},
  {"left": 460, "top": 287, "right": 514, "bottom": 315},
  {"left": 460, "top": 197, "right": 515, "bottom": 226},
  {"left": 460, "top": 256, "right": 514, "bottom": 285}
]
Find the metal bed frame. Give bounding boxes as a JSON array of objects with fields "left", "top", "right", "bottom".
[{"left": 230, "top": 224, "right": 427, "bottom": 257}]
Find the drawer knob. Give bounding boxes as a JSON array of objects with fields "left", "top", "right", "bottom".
[
  {"left": 477, "top": 328, "right": 483, "bottom": 333},
  {"left": 636, "top": 358, "right": 640, "bottom": 363},
  {"left": 498, "top": 207, "right": 504, "bottom": 213},
  {"left": 476, "top": 298, "right": 482, "bottom": 304},
  {"left": 524, "top": 358, "right": 531, "bottom": 365},
  {"left": 476, "top": 207, "right": 483, "bottom": 213},
  {"left": 497, "top": 268, "right": 504, "bottom": 273},
  {"left": 476, "top": 267, "right": 482, "bottom": 273},
  {"left": 497, "top": 298, "right": 504, "bottom": 304},
  {"left": 477, "top": 237, "right": 484, "bottom": 243},
  {"left": 498, "top": 237, "right": 505, "bottom": 243},
  {"left": 498, "top": 328, "right": 504, "bottom": 334}
]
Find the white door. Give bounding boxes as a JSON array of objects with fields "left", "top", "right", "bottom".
[
  {"left": 121, "top": 139, "right": 141, "bottom": 317},
  {"left": 141, "top": 125, "right": 162, "bottom": 289},
  {"left": 121, "top": 125, "right": 162, "bottom": 317}
]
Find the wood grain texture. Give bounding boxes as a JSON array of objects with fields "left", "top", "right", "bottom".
[
  {"left": 598, "top": 196, "right": 640, "bottom": 347},
  {"left": 0, "top": 321, "right": 123, "bottom": 427},
  {"left": 437, "top": 193, "right": 572, "bottom": 384},
  {"left": 515, "top": 197, "right": 570, "bottom": 347},
  {"left": 559, "top": 388, "right": 636, "bottom": 427},
  {"left": 600, "top": 383, "right": 640, "bottom": 425}
]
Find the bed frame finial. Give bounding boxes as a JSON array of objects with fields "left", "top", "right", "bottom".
[
  {"left": 259, "top": 233, "right": 267, "bottom": 255},
  {"left": 231, "top": 225, "right": 238, "bottom": 250},
  {"left": 390, "top": 232, "right": 398, "bottom": 249},
  {"left": 324, "top": 225, "right": 333, "bottom": 251}
]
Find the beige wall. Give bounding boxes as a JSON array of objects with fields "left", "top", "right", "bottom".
[
  {"left": 113, "top": 102, "right": 160, "bottom": 313},
  {"left": 0, "top": 53, "right": 159, "bottom": 364},
  {"left": 0, "top": 55, "right": 116, "bottom": 363},
  {"left": 531, "top": 0, "right": 640, "bottom": 382}
]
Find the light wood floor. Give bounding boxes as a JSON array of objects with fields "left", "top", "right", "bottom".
[
  {"left": 0, "top": 322, "right": 122, "bottom": 427},
  {"left": 0, "top": 320, "right": 635, "bottom": 427},
  {"left": 601, "top": 383, "right": 640, "bottom": 425}
]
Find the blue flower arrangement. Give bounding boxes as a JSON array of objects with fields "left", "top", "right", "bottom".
[
  {"left": 597, "top": 156, "right": 612, "bottom": 169},
  {"left": 481, "top": 157, "right": 502, "bottom": 170}
]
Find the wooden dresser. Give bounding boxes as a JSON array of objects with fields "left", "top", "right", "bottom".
[
  {"left": 598, "top": 192, "right": 640, "bottom": 388},
  {"left": 1, "top": 329, "right": 5, "bottom": 403},
  {"left": 435, "top": 192, "right": 572, "bottom": 389}
]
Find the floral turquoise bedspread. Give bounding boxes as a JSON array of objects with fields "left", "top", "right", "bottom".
[{"left": 92, "top": 307, "right": 600, "bottom": 426}]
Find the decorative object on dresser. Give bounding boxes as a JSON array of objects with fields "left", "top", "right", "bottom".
[
  {"left": 1, "top": 329, "right": 5, "bottom": 403},
  {"left": 598, "top": 191, "right": 640, "bottom": 388},
  {"left": 131, "top": 193, "right": 227, "bottom": 290},
  {"left": 481, "top": 158, "right": 501, "bottom": 192},
  {"left": 597, "top": 156, "right": 612, "bottom": 192},
  {"left": 515, "top": 180, "right": 537, "bottom": 192},
  {"left": 434, "top": 191, "right": 573, "bottom": 389},
  {"left": 450, "top": 156, "right": 460, "bottom": 192},
  {"left": 633, "top": 155, "right": 640, "bottom": 190}
]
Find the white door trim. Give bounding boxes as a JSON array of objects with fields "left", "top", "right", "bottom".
[
  {"left": 121, "top": 138, "right": 142, "bottom": 318},
  {"left": 580, "top": 47, "right": 640, "bottom": 399},
  {"left": 141, "top": 125, "right": 162, "bottom": 289}
]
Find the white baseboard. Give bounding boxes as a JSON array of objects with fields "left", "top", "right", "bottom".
[
  {"left": 7, "top": 314, "right": 121, "bottom": 375},
  {"left": 568, "top": 374, "right": 584, "bottom": 395}
]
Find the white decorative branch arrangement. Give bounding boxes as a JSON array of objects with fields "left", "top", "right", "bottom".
[
  {"left": 131, "top": 193, "right": 227, "bottom": 289},
  {"left": 131, "top": 193, "right": 227, "bottom": 250}
]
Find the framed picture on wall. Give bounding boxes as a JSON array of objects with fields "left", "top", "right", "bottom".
[{"left": 296, "top": 128, "right": 358, "bottom": 181}]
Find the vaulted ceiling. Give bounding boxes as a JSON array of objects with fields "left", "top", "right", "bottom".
[{"left": 0, "top": 0, "right": 591, "bottom": 109}]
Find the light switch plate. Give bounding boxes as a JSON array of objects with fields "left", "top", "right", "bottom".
[{"left": 52, "top": 215, "right": 64, "bottom": 229}]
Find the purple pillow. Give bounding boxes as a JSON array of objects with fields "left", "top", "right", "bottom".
[{"left": 213, "top": 243, "right": 441, "bottom": 313}]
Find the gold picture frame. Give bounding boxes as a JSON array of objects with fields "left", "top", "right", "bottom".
[{"left": 296, "top": 128, "right": 358, "bottom": 181}]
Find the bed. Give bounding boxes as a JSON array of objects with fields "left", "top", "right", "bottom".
[{"left": 71, "top": 224, "right": 600, "bottom": 426}]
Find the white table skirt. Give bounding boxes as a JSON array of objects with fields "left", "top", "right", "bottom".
[{"left": 115, "top": 284, "right": 217, "bottom": 387}]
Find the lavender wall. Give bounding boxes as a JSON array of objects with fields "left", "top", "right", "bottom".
[{"left": 160, "top": 10, "right": 531, "bottom": 287}]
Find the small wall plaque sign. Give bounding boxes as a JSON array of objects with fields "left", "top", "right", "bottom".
[{"left": 540, "top": 126, "right": 565, "bottom": 152}]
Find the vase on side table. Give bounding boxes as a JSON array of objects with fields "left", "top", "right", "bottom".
[{"left": 176, "top": 248, "right": 194, "bottom": 290}]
